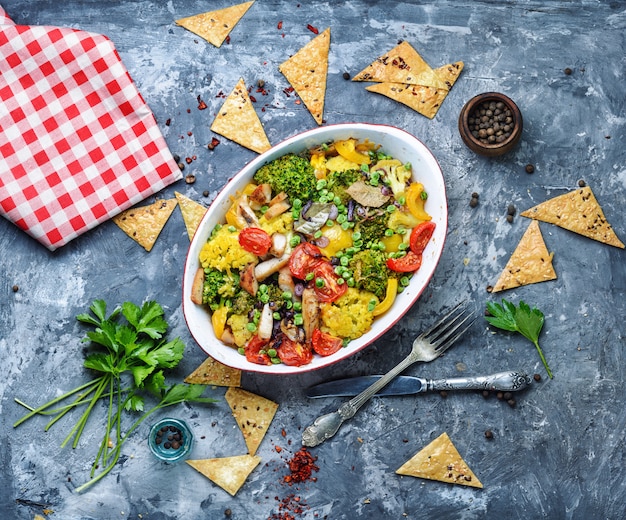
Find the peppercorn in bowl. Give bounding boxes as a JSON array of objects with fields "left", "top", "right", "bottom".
[
  {"left": 182, "top": 123, "right": 447, "bottom": 374},
  {"left": 458, "top": 92, "right": 523, "bottom": 157}
]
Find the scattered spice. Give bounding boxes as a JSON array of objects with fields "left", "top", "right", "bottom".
[
  {"left": 578, "top": 179, "right": 586, "bottom": 187},
  {"left": 525, "top": 163, "right": 535, "bottom": 174},
  {"left": 208, "top": 137, "right": 220, "bottom": 150},
  {"left": 197, "top": 95, "right": 207, "bottom": 110},
  {"left": 283, "top": 447, "right": 318, "bottom": 484},
  {"left": 342, "top": 72, "right": 350, "bottom": 80},
  {"left": 277, "top": 21, "right": 283, "bottom": 30},
  {"left": 165, "top": 118, "right": 171, "bottom": 126},
  {"left": 178, "top": 162, "right": 185, "bottom": 171},
  {"left": 564, "top": 67, "right": 572, "bottom": 75},
  {"left": 12, "top": 285, "right": 19, "bottom": 292},
  {"left": 306, "top": 24, "right": 319, "bottom": 34},
  {"left": 185, "top": 174, "right": 196, "bottom": 184},
  {"left": 484, "top": 429, "right": 494, "bottom": 440},
  {"left": 469, "top": 192, "right": 479, "bottom": 208},
  {"left": 533, "top": 373, "right": 542, "bottom": 382}
]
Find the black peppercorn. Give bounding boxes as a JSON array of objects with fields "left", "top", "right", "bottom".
[
  {"left": 564, "top": 67, "right": 572, "bottom": 75},
  {"left": 342, "top": 72, "right": 350, "bottom": 80},
  {"left": 484, "top": 429, "right": 494, "bottom": 440},
  {"left": 525, "top": 164, "right": 535, "bottom": 174},
  {"left": 533, "top": 373, "right": 542, "bottom": 382}
]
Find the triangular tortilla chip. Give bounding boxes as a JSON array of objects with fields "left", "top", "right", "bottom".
[
  {"left": 396, "top": 432, "right": 483, "bottom": 488},
  {"left": 520, "top": 186, "right": 625, "bottom": 248},
  {"left": 352, "top": 41, "right": 448, "bottom": 90},
  {"left": 187, "top": 454, "right": 261, "bottom": 495},
  {"left": 112, "top": 198, "right": 177, "bottom": 252},
  {"left": 225, "top": 387, "right": 278, "bottom": 456},
  {"left": 279, "top": 28, "right": 330, "bottom": 125},
  {"left": 175, "top": 192, "right": 207, "bottom": 240},
  {"left": 210, "top": 78, "right": 271, "bottom": 154},
  {"left": 184, "top": 355, "right": 242, "bottom": 387},
  {"left": 493, "top": 220, "right": 557, "bottom": 292},
  {"left": 175, "top": 1, "right": 255, "bottom": 48},
  {"left": 365, "top": 61, "right": 464, "bottom": 119}
]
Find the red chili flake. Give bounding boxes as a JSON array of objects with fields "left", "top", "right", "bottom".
[
  {"left": 187, "top": 131, "right": 193, "bottom": 136},
  {"left": 277, "top": 21, "right": 283, "bottom": 30},
  {"left": 207, "top": 137, "right": 220, "bottom": 150},
  {"left": 225, "top": 35, "right": 230, "bottom": 44},
  {"left": 192, "top": 155, "right": 197, "bottom": 160},
  {"left": 306, "top": 24, "right": 319, "bottom": 34},
  {"left": 165, "top": 118, "right": 171, "bottom": 126},
  {"left": 185, "top": 157, "right": 193, "bottom": 164},
  {"left": 283, "top": 447, "right": 318, "bottom": 485},
  {"left": 249, "top": 95, "right": 257, "bottom": 102},
  {"left": 197, "top": 95, "right": 207, "bottom": 110},
  {"left": 275, "top": 446, "right": 282, "bottom": 453},
  {"left": 186, "top": 108, "right": 191, "bottom": 113},
  {"left": 281, "top": 428, "right": 287, "bottom": 437}
]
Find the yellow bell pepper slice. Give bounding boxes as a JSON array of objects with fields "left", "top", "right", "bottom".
[
  {"left": 381, "top": 233, "right": 403, "bottom": 253},
  {"left": 212, "top": 305, "right": 229, "bottom": 340},
  {"left": 372, "top": 278, "right": 399, "bottom": 316},
  {"left": 335, "top": 139, "right": 371, "bottom": 165},
  {"left": 405, "top": 182, "right": 432, "bottom": 221},
  {"left": 319, "top": 224, "right": 353, "bottom": 258}
]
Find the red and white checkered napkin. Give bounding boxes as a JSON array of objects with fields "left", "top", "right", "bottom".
[{"left": 0, "top": 6, "right": 181, "bottom": 250}]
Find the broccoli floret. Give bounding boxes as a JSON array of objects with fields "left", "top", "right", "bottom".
[
  {"left": 253, "top": 154, "right": 317, "bottom": 203},
  {"left": 230, "top": 290, "right": 256, "bottom": 316},
  {"left": 356, "top": 209, "right": 389, "bottom": 248},
  {"left": 203, "top": 269, "right": 239, "bottom": 310},
  {"left": 348, "top": 249, "right": 390, "bottom": 299},
  {"left": 326, "top": 168, "right": 362, "bottom": 204}
]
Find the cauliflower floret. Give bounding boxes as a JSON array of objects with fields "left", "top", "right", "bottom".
[
  {"left": 320, "top": 288, "right": 379, "bottom": 340},
  {"left": 226, "top": 314, "right": 253, "bottom": 347}
]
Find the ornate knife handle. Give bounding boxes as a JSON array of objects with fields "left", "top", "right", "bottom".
[{"left": 425, "top": 370, "right": 531, "bottom": 392}]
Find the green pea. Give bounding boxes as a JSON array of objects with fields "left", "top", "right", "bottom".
[
  {"left": 267, "top": 348, "right": 277, "bottom": 357},
  {"left": 294, "top": 314, "right": 303, "bottom": 326},
  {"left": 271, "top": 357, "right": 282, "bottom": 364},
  {"left": 273, "top": 311, "right": 281, "bottom": 320},
  {"left": 305, "top": 272, "right": 315, "bottom": 281},
  {"left": 228, "top": 225, "right": 237, "bottom": 232},
  {"left": 315, "top": 278, "right": 325, "bottom": 288},
  {"left": 384, "top": 228, "right": 394, "bottom": 237},
  {"left": 420, "top": 191, "right": 429, "bottom": 200},
  {"left": 368, "top": 299, "right": 377, "bottom": 312},
  {"left": 246, "top": 322, "right": 257, "bottom": 332},
  {"left": 337, "top": 277, "right": 345, "bottom": 285},
  {"left": 387, "top": 204, "right": 397, "bottom": 213},
  {"left": 397, "top": 196, "right": 406, "bottom": 206},
  {"left": 282, "top": 291, "right": 292, "bottom": 300},
  {"left": 341, "top": 221, "right": 350, "bottom": 230},
  {"left": 316, "top": 179, "right": 327, "bottom": 190},
  {"left": 352, "top": 231, "right": 362, "bottom": 240},
  {"left": 400, "top": 276, "right": 411, "bottom": 287},
  {"left": 314, "top": 230, "right": 323, "bottom": 239},
  {"left": 347, "top": 277, "right": 355, "bottom": 287},
  {"left": 293, "top": 198, "right": 303, "bottom": 209},
  {"left": 238, "top": 347, "right": 245, "bottom": 355},
  {"left": 290, "top": 235, "right": 301, "bottom": 247},
  {"left": 398, "top": 242, "right": 409, "bottom": 250}
]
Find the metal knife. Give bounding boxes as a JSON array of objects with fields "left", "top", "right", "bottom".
[{"left": 305, "top": 370, "right": 532, "bottom": 398}]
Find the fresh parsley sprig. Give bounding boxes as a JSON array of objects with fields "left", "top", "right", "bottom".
[
  {"left": 485, "top": 299, "right": 553, "bottom": 379},
  {"left": 14, "top": 299, "right": 217, "bottom": 492}
]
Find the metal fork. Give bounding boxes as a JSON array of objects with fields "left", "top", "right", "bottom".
[{"left": 301, "top": 300, "right": 476, "bottom": 447}]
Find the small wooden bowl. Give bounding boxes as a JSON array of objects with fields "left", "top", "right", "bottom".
[{"left": 458, "top": 92, "right": 523, "bottom": 157}]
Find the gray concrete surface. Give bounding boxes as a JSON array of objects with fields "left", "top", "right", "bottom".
[{"left": 1, "top": 1, "right": 625, "bottom": 519}]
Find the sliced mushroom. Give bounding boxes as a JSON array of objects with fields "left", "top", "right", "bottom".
[
  {"left": 254, "top": 253, "right": 291, "bottom": 282},
  {"left": 220, "top": 327, "right": 236, "bottom": 346},
  {"left": 269, "top": 232, "right": 288, "bottom": 257},
  {"left": 301, "top": 288, "right": 320, "bottom": 342},
  {"left": 190, "top": 267, "right": 205, "bottom": 305},
  {"left": 263, "top": 199, "right": 291, "bottom": 220},
  {"left": 237, "top": 195, "right": 259, "bottom": 226},
  {"left": 249, "top": 183, "right": 273, "bottom": 210},
  {"left": 257, "top": 303, "right": 274, "bottom": 341},
  {"left": 278, "top": 266, "right": 296, "bottom": 295},
  {"left": 240, "top": 262, "right": 259, "bottom": 296}
]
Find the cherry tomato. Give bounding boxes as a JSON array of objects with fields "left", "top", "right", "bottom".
[
  {"left": 312, "top": 261, "right": 348, "bottom": 302},
  {"left": 387, "top": 251, "right": 423, "bottom": 273},
  {"left": 277, "top": 336, "right": 313, "bottom": 366},
  {"left": 409, "top": 221, "right": 436, "bottom": 256},
  {"left": 311, "top": 328, "right": 343, "bottom": 356},
  {"left": 238, "top": 227, "right": 272, "bottom": 256},
  {"left": 244, "top": 334, "right": 271, "bottom": 365},
  {"left": 288, "top": 242, "right": 324, "bottom": 280}
]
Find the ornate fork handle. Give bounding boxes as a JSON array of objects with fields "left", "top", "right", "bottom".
[{"left": 302, "top": 349, "right": 420, "bottom": 447}]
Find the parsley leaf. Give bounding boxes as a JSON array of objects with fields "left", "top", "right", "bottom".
[
  {"left": 485, "top": 298, "right": 552, "bottom": 378},
  {"left": 14, "top": 298, "right": 217, "bottom": 493}
]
